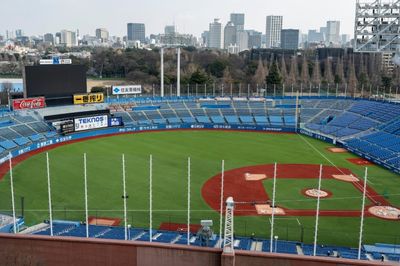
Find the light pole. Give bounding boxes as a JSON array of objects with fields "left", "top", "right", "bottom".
[
  {"left": 128, "top": 224, "right": 131, "bottom": 240},
  {"left": 274, "top": 235, "right": 279, "bottom": 253}
]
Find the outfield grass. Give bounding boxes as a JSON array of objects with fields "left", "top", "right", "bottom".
[{"left": 0, "top": 131, "right": 399, "bottom": 247}]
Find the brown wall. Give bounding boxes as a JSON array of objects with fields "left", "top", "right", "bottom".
[{"left": 0, "top": 234, "right": 394, "bottom": 266}]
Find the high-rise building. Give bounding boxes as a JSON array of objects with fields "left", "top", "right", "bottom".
[
  {"left": 308, "top": 30, "right": 324, "bottom": 43},
  {"left": 44, "top": 33, "right": 54, "bottom": 45},
  {"left": 164, "top": 25, "right": 176, "bottom": 35},
  {"left": 247, "top": 30, "right": 262, "bottom": 49},
  {"left": 208, "top": 19, "right": 223, "bottom": 49},
  {"left": 127, "top": 23, "right": 146, "bottom": 43},
  {"left": 230, "top": 13, "right": 245, "bottom": 31},
  {"left": 15, "top": 29, "right": 23, "bottom": 38},
  {"left": 60, "top": 30, "right": 77, "bottom": 47},
  {"left": 201, "top": 31, "right": 209, "bottom": 47},
  {"left": 266, "top": 15, "right": 283, "bottom": 48},
  {"left": 281, "top": 29, "right": 299, "bottom": 50},
  {"left": 95, "top": 28, "right": 109, "bottom": 43},
  {"left": 236, "top": 30, "right": 249, "bottom": 52},
  {"left": 326, "top": 21, "right": 340, "bottom": 44},
  {"left": 224, "top": 21, "right": 237, "bottom": 49}
]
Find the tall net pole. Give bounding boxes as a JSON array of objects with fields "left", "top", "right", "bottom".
[
  {"left": 84, "top": 153, "right": 89, "bottom": 238},
  {"left": 219, "top": 160, "right": 225, "bottom": 247},
  {"left": 358, "top": 167, "right": 368, "bottom": 260},
  {"left": 9, "top": 153, "right": 17, "bottom": 234},
  {"left": 46, "top": 152, "right": 53, "bottom": 236},
  {"left": 149, "top": 155, "right": 153, "bottom": 242},
  {"left": 269, "top": 162, "right": 278, "bottom": 252},
  {"left": 187, "top": 157, "right": 191, "bottom": 245},
  {"left": 122, "top": 154, "right": 128, "bottom": 241},
  {"left": 313, "top": 164, "right": 323, "bottom": 256}
]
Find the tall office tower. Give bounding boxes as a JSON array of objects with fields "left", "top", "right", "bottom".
[
  {"left": 164, "top": 25, "right": 176, "bottom": 35},
  {"left": 95, "top": 28, "right": 109, "bottom": 43},
  {"left": 266, "top": 15, "right": 283, "bottom": 48},
  {"left": 236, "top": 30, "right": 249, "bottom": 52},
  {"left": 44, "top": 33, "right": 54, "bottom": 45},
  {"left": 326, "top": 21, "right": 340, "bottom": 44},
  {"left": 230, "top": 13, "right": 245, "bottom": 30},
  {"left": 281, "top": 29, "right": 299, "bottom": 50},
  {"left": 127, "top": 23, "right": 146, "bottom": 43},
  {"left": 15, "top": 29, "right": 23, "bottom": 38},
  {"left": 209, "top": 19, "right": 223, "bottom": 49},
  {"left": 60, "top": 30, "right": 77, "bottom": 47},
  {"left": 224, "top": 21, "right": 237, "bottom": 49},
  {"left": 247, "top": 30, "right": 262, "bottom": 49}
]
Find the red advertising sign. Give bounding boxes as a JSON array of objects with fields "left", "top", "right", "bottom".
[{"left": 12, "top": 97, "right": 46, "bottom": 110}]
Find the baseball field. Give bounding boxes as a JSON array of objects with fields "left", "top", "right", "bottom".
[{"left": 0, "top": 130, "right": 399, "bottom": 247}]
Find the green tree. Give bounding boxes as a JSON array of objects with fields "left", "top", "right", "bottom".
[{"left": 266, "top": 61, "right": 282, "bottom": 85}]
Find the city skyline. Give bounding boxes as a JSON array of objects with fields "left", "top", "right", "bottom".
[{"left": 0, "top": 0, "right": 356, "bottom": 38}]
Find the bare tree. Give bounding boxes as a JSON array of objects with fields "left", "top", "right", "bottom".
[
  {"left": 280, "top": 56, "right": 288, "bottom": 85},
  {"left": 348, "top": 57, "right": 358, "bottom": 95},
  {"left": 1, "top": 82, "right": 12, "bottom": 105},
  {"left": 252, "top": 57, "right": 267, "bottom": 85},
  {"left": 335, "top": 58, "right": 346, "bottom": 84},
  {"left": 301, "top": 56, "right": 310, "bottom": 85},
  {"left": 324, "top": 58, "right": 334, "bottom": 84},
  {"left": 287, "top": 56, "right": 299, "bottom": 85},
  {"left": 311, "top": 57, "right": 321, "bottom": 85}
]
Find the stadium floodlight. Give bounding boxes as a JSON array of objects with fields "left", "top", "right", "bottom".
[
  {"left": 269, "top": 162, "right": 278, "bottom": 253},
  {"left": 149, "top": 155, "right": 153, "bottom": 242},
  {"left": 187, "top": 157, "right": 191, "bottom": 246},
  {"left": 313, "top": 164, "right": 323, "bottom": 256},
  {"left": 358, "top": 168, "right": 368, "bottom": 260},
  {"left": 8, "top": 153, "right": 17, "bottom": 234},
  {"left": 46, "top": 152, "right": 53, "bottom": 237},
  {"left": 223, "top": 197, "right": 235, "bottom": 253},
  {"left": 219, "top": 160, "right": 225, "bottom": 247},
  {"left": 84, "top": 153, "right": 89, "bottom": 238}
]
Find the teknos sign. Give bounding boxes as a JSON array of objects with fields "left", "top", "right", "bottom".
[{"left": 12, "top": 97, "right": 46, "bottom": 110}]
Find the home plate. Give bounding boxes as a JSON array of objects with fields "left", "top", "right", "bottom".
[
  {"left": 333, "top": 174, "right": 359, "bottom": 182},
  {"left": 255, "top": 204, "right": 286, "bottom": 215},
  {"left": 245, "top": 173, "right": 267, "bottom": 181}
]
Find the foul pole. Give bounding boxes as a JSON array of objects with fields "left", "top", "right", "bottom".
[
  {"left": 9, "top": 153, "right": 17, "bottom": 234},
  {"left": 122, "top": 154, "right": 128, "bottom": 241},
  {"left": 358, "top": 168, "right": 368, "bottom": 260},
  {"left": 46, "top": 152, "right": 53, "bottom": 236},
  {"left": 161, "top": 48, "right": 164, "bottom": 97},
  {"left": 177, "top": 47, "right": 181, "bottom": 97},
  {"left": 149, "top": 155, "right": 153, "bottom": 242},
  {"left": 269, "top": 162, "right": 278, "bottom": 253},
  {"left": 187, "top": 157, "right": 191, "bottom": 245},
  {"left": 313, "top": 164, "right": 323, "bottom": 256},
  {"left": 84, "top": 153, "right": 89, "bottom": 238},
  {"left": 219, "top": 160, "right": 225, "bottom": 246}
]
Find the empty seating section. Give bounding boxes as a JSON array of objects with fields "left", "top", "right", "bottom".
[
  {"left": 12, "top": 124, "right": 37, "bottom": 136},
  {"left": 0, "top": 140, "right": 17, "bottom": 150}
]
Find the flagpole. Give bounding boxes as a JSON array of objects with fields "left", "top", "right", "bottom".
[
  {"left": 149, "top": 155, "right": 153, "bottom": 242},
  {"left": 187, "top": 157, "right": 191, "bottom": 246},
  {"left": 270, "top": 162, "right": 277, "bottom": 253},
  {"left": 46, "top": 152, "right": 53, "bottom": 236},
  {"left": 219, "top": 160, "right": 225, "bottom": 246},
  {"left": 358, "top": 167, "right": 368, "bottom": 260},
  {"left": 313, "top": 164, "right": 323, "bottom": 256},
  {"left": 9, "top": 153, "right": 17, "bottom": 234},
  {"left": 84, "top": 153, "right": 89, "bottom": 238}
]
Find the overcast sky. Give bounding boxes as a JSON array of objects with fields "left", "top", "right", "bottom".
[{"left": 1, "top": 0, "right": 356, "bottom": 38}]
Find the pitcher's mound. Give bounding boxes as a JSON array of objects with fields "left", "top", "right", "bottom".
[
  {"left": 245, "top": 173, "right": 267, "bottom": 181},
  {"left": 333, "top": 174, "right": 359, "bottom": 182},
  {"left": 255, "top": 204, "right": 286, "bottom": 215},
  {"left": 303, "top": 188, "right": 331, "bottom": 198},
  {"left": 327, "top": 148, "right": 348, "bottom": 153},
  {"left": 369, "top": 206, "right": 400, "bottom": 220}
]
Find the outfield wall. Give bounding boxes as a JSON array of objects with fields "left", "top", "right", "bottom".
[{"left": 0, "top": 234, "right": 390, "bottom": 266}]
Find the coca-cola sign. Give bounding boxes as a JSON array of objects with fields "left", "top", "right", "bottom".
[{"left": 13, "top": 97, "right": 46, "bottom": 110}]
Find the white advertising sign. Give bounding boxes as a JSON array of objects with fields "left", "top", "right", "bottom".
[
  {"left": 112, "top": 85, "right": 142, "bottom": 95},
  {"left": 39, "top": 58, "right": 72, "bottom": 65},
  {"left": 74, "top": 115, "right": 108, "bottom": 132}
]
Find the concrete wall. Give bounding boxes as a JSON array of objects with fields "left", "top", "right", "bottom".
[{"left": 0, "top": 234, "right": 394, "bottom": 266}]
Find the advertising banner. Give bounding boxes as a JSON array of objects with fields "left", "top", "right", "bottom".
[
  {"left": 109, "top": 117, "right": 123, "bottom": 127},
  {"left": 12, "top": 97, "right": 46, "bottom": 110},
  {"left": 73, "top": 93, "right": 104, "bottom": 104},
  {"left": 112, "top": 85, "right": 142, "bottom": 95},
  {"left": 74, "top": 115, "right": 108, "bottom": 132}
]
